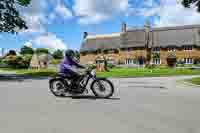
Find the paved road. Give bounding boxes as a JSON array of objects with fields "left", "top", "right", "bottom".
[{"left": 0, "top": 76, "right": 200, "bottom": 133}]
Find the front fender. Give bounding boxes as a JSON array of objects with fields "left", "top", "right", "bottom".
[{"left": 90, "top": 77, "right": 110, "bottom": 88}]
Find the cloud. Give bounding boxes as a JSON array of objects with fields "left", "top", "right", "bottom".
[
  {"left": 20, "top": 14, "right": 47, "bottom": 34},
  {"left": 154, "top": 0, "right": 200, "bottom": 27},
  {"left": 34, "top": 33, "right": 67, "bottom": 50},
  {"left": 18, "top": 0, "right": 48, "bottom": 34},
  {"left": 49, "top": 2, "right": 73, "bottom": 22},
  {"left": 24, "top": 41, "right": 33, "bottom": 48},
  {"left": 19, "top": 0, "right": 73, "bottom": 34},
  {"left": 144, "top": 0, "right": 154, "bottom": 7},
  {"left": 127, "top": 0, "right": 161, "bottom": 18},
  {"left": 73, "top": 0, "right": 129, "bottom": 24},
  {"left": 55, "top": 3, "right": 73, "bottom": 19},
  {"left": 127, "top": 6, "right": 161, "bottom": 17}
]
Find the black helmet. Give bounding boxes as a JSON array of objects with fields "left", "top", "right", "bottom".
[{"left": 65, "top": 49, "right": 75, "bottom": 58}]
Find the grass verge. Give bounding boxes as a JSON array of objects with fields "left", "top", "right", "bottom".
[
  {"left": 1, "top": 68, "right": 200, "bottom": 78},
  {"left": 188, "top": 77, "right": 200, "bottom": 85},
  {"left": 97, "top": 68, "right": 200, "bottom": 78}
]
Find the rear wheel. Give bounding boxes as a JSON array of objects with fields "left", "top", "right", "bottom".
[
  {"left": 49, "top": 79, "right": 66, "bottom": 97},
  {"left": 91, "top": 78, "right": 114, "bottom": 98}
]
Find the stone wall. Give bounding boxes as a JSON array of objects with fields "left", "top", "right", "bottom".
[
  {"left": 80, "top": 47, "right": 200, "bottom": 66},
  {"left": 80, "top": 48, "right": 147, "bottom": 65},
  {"left": 160, "top": 47, "right": 200, "bottom": 65}
]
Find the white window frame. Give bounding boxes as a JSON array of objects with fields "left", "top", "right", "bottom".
[
  {"left": 125, "top": 58, "right": 135, "bottom": 65},
  {"left": 152, "top": 58, "right": 161, "bottom": 65},
  {"left": 184, "top": 58, "right": 193, "bottom": 64}
]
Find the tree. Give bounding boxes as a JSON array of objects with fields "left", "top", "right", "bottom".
[
  {"left": 7, "top": 50, "right": 17, "bottom": 56},
  {"left": 74, "top": 50, "right": 80, "bottom": 61},
  {"left": 20, "top": 45, "right": 34, "bottom": 55},
  {"left": 182, "top": 0, "right": 200, "bottom": 12},
  {"left": 36, "top": 48, "right": 49, "bottom": 55},
  {"left": 0, "top": 0, "right": 31, "bottom": 33},
  {"left": 52, "top": 50, "right": 63, "bottom": 59}
]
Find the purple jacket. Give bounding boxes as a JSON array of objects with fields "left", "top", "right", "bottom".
[{"left": 59, "top": 57, "right": 85, "bottom": 74}]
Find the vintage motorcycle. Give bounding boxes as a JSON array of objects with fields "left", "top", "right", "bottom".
[{"left": 49, "top": 68, "right": 114, "bottom": 98}]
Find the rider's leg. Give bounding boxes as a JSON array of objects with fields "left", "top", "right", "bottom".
[{"left": 68, "top": 70, "right": 82, "bottom": 87}]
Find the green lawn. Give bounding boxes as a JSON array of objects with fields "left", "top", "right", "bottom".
[
  {"left": 1, "top": 67, "right": 200, "bottom": 78},
  {"left": 97, "top": 68, "right": 200, "bottom": 78},
  {"left": 189, "top": 77, "right": 200, "bottom": 85}
]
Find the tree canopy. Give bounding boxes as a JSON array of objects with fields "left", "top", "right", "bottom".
[
  {"left": 0, "top": 0, "right": 31, "bottom": 33},
  {"left": 20, "top": 45, "right": 34, "bottom": 55},
  {"left": 36, "top": 48, "right": 49, "bottom": 55},
  {"left": 52, "top": 50, "right": 64, "bottom": 59},
  {"left": 74, "top": 50, "right": 80, "bottom": 61},
  {"left": 182, "top": 0, "right": 200, "bottom": 12}
]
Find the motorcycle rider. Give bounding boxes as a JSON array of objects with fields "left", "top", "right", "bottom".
[{"left": 59, "top": 49, "right": 86, "bottom": 88}]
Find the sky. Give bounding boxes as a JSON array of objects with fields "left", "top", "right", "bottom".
[{"left": 1, "top": 0, "right": 200, "bottom": 51}]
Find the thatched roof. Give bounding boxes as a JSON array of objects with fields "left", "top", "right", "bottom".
[
  {"left": 80, "top": 24, "right": 200, "bottom": 52},
  {"left": 30, "top": 53, "right": 52, "bottom": 68},
  {"left": 80, "top": 33, "right": 121, "bottom": 52},
  {"left": 151, "top": 25, "right": 199, "bottom": 48},
  {"left": 30, "top": 54, "right": 40, "bottom": 67}
]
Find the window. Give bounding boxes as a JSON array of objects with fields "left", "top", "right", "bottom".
[
  {"left": 168, "top": 47, "right": 176, "bottom": 52},
  {"left": 184, "top": 58, "right": 193, "bottom": 64},
  {"left": 125, "top": 59, "right": 135, "bottom": 65},
  {"left": 184, "top": 46, "right": 193, "bottom": 51},
  {"left": 152, "top": 47, "right": 160, "bottom": 53},
  {"left": 152, "top": 59, "right": 160, "bottom": 65}
]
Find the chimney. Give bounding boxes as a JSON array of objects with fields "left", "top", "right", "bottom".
[
  {"left": 144, "top": 20, "right": 151, "bottom": 33},
  {"left": 144, "top": 20, "right": 151, "bottom": 48},
  {"left": 121, "top": 21, "right": 126, "bottom": 32},
  {"left": 83, "top": 32, "right": 88, "bottom": 39}
]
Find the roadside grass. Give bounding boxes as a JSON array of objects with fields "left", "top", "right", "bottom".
[
  {"left": 188, "top": 77, "right": 200, "bottom": 85},
  {"left": 1, "top": 67, "right": 200, "bottom": 78},
  {"left": 97, "top": 68, "right": 200, "bottom": 78}
]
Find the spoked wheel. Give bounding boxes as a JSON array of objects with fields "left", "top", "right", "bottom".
[
  {"left": 49, "top": 79, "right": 67, "bottom": 97},
  {"left": 91, "top": 78, "right": 114, "bottom": 98}
]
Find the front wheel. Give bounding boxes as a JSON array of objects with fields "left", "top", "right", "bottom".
[{"left": 91, "top": 78, "right": 114, "bottom": 98}]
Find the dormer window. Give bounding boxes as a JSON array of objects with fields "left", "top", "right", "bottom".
[
  {"left": 168, "top": 47, "right": 176, "bottom": 52},
  {"left": 152, "top": 47, "right": 160, "bottom": 53},
  {"left": 184, "top": 46, "right": 193, "bottom": 51}
]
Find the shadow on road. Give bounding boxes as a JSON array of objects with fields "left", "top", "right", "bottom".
[
  {"left": 57, "top": 95, "right": 120, "bottom": 100},
  {"left": 0, "top": 74, "right": 48, "bottom": 82}
]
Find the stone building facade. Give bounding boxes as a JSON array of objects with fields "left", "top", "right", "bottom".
[{"left": 80, "top": 22, "right": 200, "bottom": 66}]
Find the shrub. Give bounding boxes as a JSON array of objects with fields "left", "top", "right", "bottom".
[
  {"left": 49, "top": 59, "right": 61, "bottom": 65},
  {"left": 87, "top": 64, "right": 96, "bottom": 69},
  {"left": 3, "top": 55, "right": 32, "bottom": 69},
  {"left": 107, "top": 63, "right": 116, "bottom": 69},
  {"left": 194, "top": 58, "right": 200, "bottom": 65},
  {"left": 176, "top": 59, "right": 185, "bottom": 67}
]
